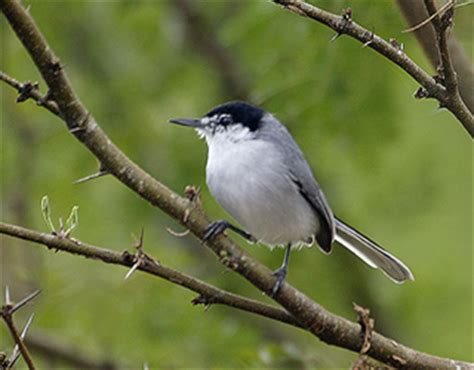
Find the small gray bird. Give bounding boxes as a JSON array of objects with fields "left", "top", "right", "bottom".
[{"left": 170, "top": 101, "right": 414, "bottom": 295}]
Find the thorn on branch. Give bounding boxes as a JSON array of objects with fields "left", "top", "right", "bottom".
[
  {"left": 124, "top": 228, "right": 145, "bottom": 281},
  {"left": 6, "top": 313, "right": 36, "bottom": 369},
  {"left": 191, "top": 295, "right": 213, "bottom": 311},
  {"left": 124, "top": 260, "right": 141, "bottom": 281},
  {"left": 361, "top": 31, "right": 374, "bottom": 48},
  {"left": 74, "top": 169, "right": 110, "bottom": 184},
  {"left": 69, "top": 112, "right": 90, "bottom": 134},
  {"left": 69, "top": 126, "right": 85, "bottom": 134},
  {"left": 124, "top": 228, "right": 159, "bottom": 281},
  {"left": 10, "top": 290, "right": 41, "bottom": 315}
]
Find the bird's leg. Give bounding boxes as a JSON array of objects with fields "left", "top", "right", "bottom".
[
  {"left": 203, "top": 220, "right": 256, "bottom": 243},
  {"left": 271, "top": 244, "right": 292, "bottom": 296}
]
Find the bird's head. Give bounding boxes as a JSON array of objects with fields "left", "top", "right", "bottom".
[{"left": 169, "top": 101, "right": 266, "bottom": 144}]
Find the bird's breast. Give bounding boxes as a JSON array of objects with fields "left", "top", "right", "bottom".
[{"left": 206, "top": 140, "right": 318, "bottom": 247}]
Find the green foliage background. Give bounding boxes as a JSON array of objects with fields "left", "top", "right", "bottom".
[{"left": 1, "top": 0, "right": 472, "bottom": 368}]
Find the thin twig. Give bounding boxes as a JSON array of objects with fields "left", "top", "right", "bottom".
[
  {"left": 0, "top": 71, "right": 60, "bottom": 116},
  {"left": 74, "top": 169, "right": 110, "bottom": 184},
  {"left": 272, "top": 0, "right": 473, "bottom": 136},
  {"left": 402, "top": 0, "right": 454, "bottom": 33}
]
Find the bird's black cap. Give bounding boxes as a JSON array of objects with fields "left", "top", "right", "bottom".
[{"left": 205, "top": 101, "right": 265, "bottom": 131}]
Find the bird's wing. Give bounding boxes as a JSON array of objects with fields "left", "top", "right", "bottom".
[
  {"left": 258, "top": 114, "right": 335, "bottom": 252},
  {"left": 289, "top": 171, "right": 335, "bottom": 253}
]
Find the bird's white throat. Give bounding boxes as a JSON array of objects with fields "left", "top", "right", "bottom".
[{"left": 196, "top": 122, "right": 256, "bottom": 147}]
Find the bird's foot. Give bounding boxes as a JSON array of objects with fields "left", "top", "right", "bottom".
[
  {"left": 203, "top": 220, "right": 227, "bottom": 242},
  {"left": 203, "top": 220, "right": 256, "bottom": 243},
  {"left": 271, "top": 266, "right": 287, "bottom": 297}
]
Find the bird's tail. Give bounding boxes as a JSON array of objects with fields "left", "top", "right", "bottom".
[{"left": 334, "top": 217, "right": 414, "bottom": 283}]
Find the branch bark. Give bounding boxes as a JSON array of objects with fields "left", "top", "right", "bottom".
[
  {"left": 272, "top": 0, "right": 473, "bottom": 137},
  {"left": 0, "top": 0, "right": 471, "bottom": 368}
]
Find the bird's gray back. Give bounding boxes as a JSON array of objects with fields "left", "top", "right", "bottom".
[{"left": 257, "top": 114, "right": 335, "bottom": 251}]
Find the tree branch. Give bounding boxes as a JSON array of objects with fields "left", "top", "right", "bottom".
[
  {"left": 396, "top": 0, "right": 474, "bottom": 113},
  {"left": 0, "top": 0, "right": 470, "bottom": 368},
  {"left": 272, "top": 0, "right": 473, "bottom": 137},
  {"left": 0, "top": 222, "right": 302, "bottom": 329}
]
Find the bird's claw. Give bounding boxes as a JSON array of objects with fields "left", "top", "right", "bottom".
[
  {"left": 203, "top": 221, "right": 227, "bottom": 242},
  {"left": 203, "top": 220, "right": 256, "bottom": 243},
  {"left": 271, "top": 266, "right": 287, "bottom": 296}
]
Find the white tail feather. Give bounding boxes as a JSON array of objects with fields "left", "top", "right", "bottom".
[{"left": 335, "top": 218, "right": 414, "bottom": 283}]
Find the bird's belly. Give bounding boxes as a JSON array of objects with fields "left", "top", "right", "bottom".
[{"left": 206, "top": 145, "right": 318, "bottom": 247}]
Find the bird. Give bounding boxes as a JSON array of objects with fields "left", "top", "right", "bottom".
[{"left": 169, "top": 101, "right": 414, "bottom": 295}]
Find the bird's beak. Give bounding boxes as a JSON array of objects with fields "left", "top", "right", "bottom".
[{"left": 169, "top": 118, "right": 203, "bottom": 128}]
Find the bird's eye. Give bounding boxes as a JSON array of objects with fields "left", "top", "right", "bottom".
[{"left": 220, "top": 115, "right": 232, "bottom": 126}]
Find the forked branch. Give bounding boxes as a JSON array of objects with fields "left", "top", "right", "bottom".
[{"left": 272, "top": 0, "right": 473, "bottom": 136}]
